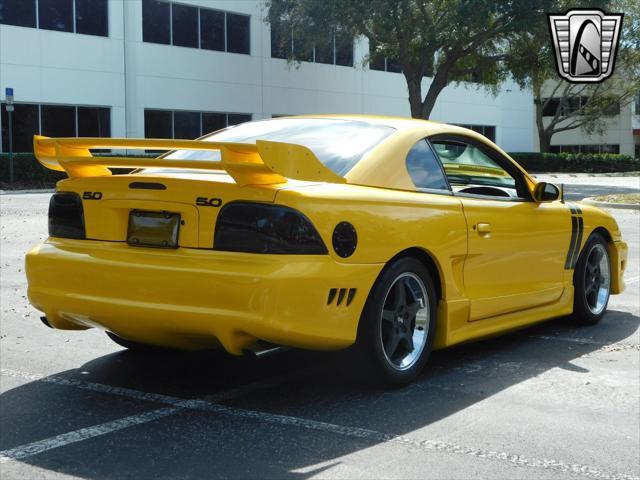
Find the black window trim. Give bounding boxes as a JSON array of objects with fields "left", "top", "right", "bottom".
[
  {"left": 1, "top": 101, "right": 111, "bottom": 153},
  {"left": 225, "top": 10, "right": 251, "bottom": 55},
  {"left": 143, "top": 108, "right": 252, "bottom": 140},
  {"left": 1, "top": 0, "right": 109, "bottom": 37},
  {"left": 142, "top": 0, "right": 251, "bottom": 55},
  {"left": 427, "top": 134, "right": 533, "bottom": 203},
  {"left": 270, "top": 25, "right": 354, "bottom": 67}
]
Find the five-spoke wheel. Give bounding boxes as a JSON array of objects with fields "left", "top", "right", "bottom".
[
  {"left": 350, "top": 257, "right": 437, "bottom": 385},
  {"left": 572, "top": 233, "right": 611, "bottom": 325},
  {"left": 380, "top": 273, "right": 430, "bottom": 371},
  {"left": 583, "top": 243, "right": 611, "bottom": 316}
]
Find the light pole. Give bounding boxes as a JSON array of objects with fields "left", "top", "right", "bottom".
[{"left": 5, "top": 88, "right": 15, "bottom": 184}]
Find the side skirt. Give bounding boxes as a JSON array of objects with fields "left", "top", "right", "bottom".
[{"left": 433, "top": 287, "right": 574, "bottom": 350}]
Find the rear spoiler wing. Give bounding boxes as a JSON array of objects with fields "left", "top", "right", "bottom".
[{"left": 33, "top": 136, "right": 346, "bottom": 186}]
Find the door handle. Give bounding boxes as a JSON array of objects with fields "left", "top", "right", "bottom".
[{"left": 476, "top": 223, "right": 491, "bottom": 234}]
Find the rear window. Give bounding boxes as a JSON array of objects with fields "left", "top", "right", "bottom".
[{"left": 166, "top": 118, "right": 395, "bottom": 176}]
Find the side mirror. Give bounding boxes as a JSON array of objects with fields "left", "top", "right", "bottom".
[{"left": 533, "top": 182, "right": 561, "bottom": 202}]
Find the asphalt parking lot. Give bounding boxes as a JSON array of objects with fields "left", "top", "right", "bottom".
[{"left": 1, "top": 178, "right": 638, "bottom": 480}]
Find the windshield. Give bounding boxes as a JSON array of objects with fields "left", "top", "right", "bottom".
[{"left": 165, "top": 118, "right": 395, "bottom": 176}]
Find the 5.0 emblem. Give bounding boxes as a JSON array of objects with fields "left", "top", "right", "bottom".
[
  {"left": 196, "top": 197, "right": 222, "bottom": 207},
  {"left": 83, "top": 191, "right": 102, "bottom": 200}
]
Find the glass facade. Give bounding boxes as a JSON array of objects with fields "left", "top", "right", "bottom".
[
  {"left": 453, "top": 124, "right": 496, "bottom": 142},
  {"left": 0, "top": 0, "right": 108, "bottom": 36},
  {"left": 144, "top": 109, "right": 252, "bottom": 139},
  {"left": 1, "top": 104, "right": 111, "bottom": 152},
  {"left": 142, "top": 0, "right": 250, "bottom": 55},
  {"left": 368, "top": 40, "right": 402, "bottom": 73},
  {"left": 270, "top": 23, "right": 353, "bottom": 67}
]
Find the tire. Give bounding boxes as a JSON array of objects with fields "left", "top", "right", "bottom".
[
  {"left": 571, "top": 233, "right": 611, "bottom": 325},
  {"left": 350, "top": 257, "right": 438, "bottom": 386},
  {"left": 106, "top": 331, "right": 175, "bottom": 354}
]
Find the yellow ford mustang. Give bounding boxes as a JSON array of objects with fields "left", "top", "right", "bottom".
[{"left": 26, "top": 115, "right": 628, "bottom": 385}]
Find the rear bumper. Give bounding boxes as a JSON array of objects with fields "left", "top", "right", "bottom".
[
  {"left": 609, "top": 240, "right": 628, "bottom": 295},
  {"left": 26, "top": 239, "right": 383, "bottom": 354}
]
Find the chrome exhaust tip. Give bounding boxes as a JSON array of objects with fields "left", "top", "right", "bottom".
[{"left": 243, "top": 341, "right": 285, "bottom": 358}]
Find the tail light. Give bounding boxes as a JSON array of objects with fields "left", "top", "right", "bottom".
[
  {"left": 49, "top": 192, "right": 86, "bottom": 239},
  {"left": 214, "top": 202, "right": 327, "bottom": 254}
]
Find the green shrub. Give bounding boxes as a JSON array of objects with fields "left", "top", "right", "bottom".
[
  {"left": 0, "top": 153, "right": 65, "bottom": 188},
  {"left": 0, "top": 152, "right": 154, "bottom": 189},
  {"left": 508, "top": 152, "right": 639, "bottom": 173}
]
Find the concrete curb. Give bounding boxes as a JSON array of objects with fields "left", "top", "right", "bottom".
[
  {"left": 582, "top": 197, "right": 640, "bottom": 211},
  {"left": 0, "top": 189, "right": 54, "bottom": 195}
]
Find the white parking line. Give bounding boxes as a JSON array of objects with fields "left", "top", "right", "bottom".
[
  {"left": 0, "top": 368, "right": 308, "bottom": 465},
  {"left": 0, "top": 407, "right": 180, "bottom": 464},
  {"left": 1, "top": 368, "right": 638, "bottom": 480},
  {"left": 625, "top": 275, "right": 640, "bottom": 285}
]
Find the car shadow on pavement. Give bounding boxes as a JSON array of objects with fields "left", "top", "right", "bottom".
[{"left": 1, "top": 309, "right": 638, "bottom": 479}]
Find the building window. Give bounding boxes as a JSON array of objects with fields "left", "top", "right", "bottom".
[
  {"left": 1, "top": 103, "right": 111, "bottom": 152},
  {"left": 41, "top": 105, "right": 76, "bottom": 136},
  {"left": 270, "top": 22, "right": 290, "bottom": 59},
  {"left": 0, "top": 103, "right": 39, "bottom": 152},
  {"left": 599, "top": 145, "right": 620, "bottom": 154},
  {"left": 144, "top": 109, "right": 252, "bottom": 139},
  {"left": 453, "top": 124, "right": 496, "bottom": 142},
  {"left": 635, "top": 144, "right": 639, "bottom": 160},
  {"left": 552, "top": 144, "right": 620, "bottom": 154},
  {"left": 561, "top": 97, "right": 583, "bottom": 116},
  {"left": 77, "top": 106, "right": 110, "bottom": 137},
  {"left": 581, "top": 144, "right": 600, "bottom": 154},
  {"left": 171, "top": 2, "right": 198, "bottom": 48},
  {"left": 335, "top": 30, "right": 354, "bottom": 66},
  {"left": 142, "top": 0, "right": 250, "bottom": 55},
  {"left": 635, "top": 94, "right": 640, "bottom": 115},
  {"left": 542, "top": 96, "right": 619, "bottom": 117},
  {"left": 173, "top": 111, "right": 200, "bottom": 139},
  {"left": 144, "top": 110, "right": 172, "bottom": 139},
  {"left": 542, "top": 98, "right": 560, "bottom": 117},
  {"left": 226, "top": 12, "right": 250, "bottom": 54},
  {"left": 38, "top": 0, "right": 73, "bottom": 32},
  {"left": 313, "top": 31, "right": 333, "bottom": 64},
  {"left": 202, "top": 112, "right": 227, "bottom": 133},
  {"left": 200, "top": 9, "right": 224, "bottom": 51},
  {"left": 369, "top": 40, "right": 401, "bottom": 73},
  {"left": 0, "top": 0, "right": 108, "bottom": 36},
  {"left": 142, "top": 0, "right": 170, "bottom": 44},
  {"left": 75, "top": 0, "right": 108, "bottom": 36},
  {"left": 270, "top": 24, "right": 354, "bottom": 67},
  {"left": 0, "top": 0, "right": 36, "bottom": 28},
  {"left": 602, "top": 101, "right": 620, "bottom": 116}
]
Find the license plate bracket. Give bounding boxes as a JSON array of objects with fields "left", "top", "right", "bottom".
[{"left": 127, "top": 210, "right": 180, "bottom": 248}]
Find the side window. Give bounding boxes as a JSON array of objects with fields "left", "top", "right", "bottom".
[
  {"left": 406, "top": 139, "right": 449, "bottom": 191},
  {"left": 432, "top": 139, "right": 522, "bottom": 199}
]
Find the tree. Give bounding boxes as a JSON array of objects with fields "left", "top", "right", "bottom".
[
  {"left": 507, "top": 0, "right": 640, "bottom": 152},
  {"left": 265, "top": 0, "right": 544, "bottom": 119}
]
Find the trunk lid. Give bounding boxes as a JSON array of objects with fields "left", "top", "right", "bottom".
[{"left": 58, "top": 172, "right": 280, "bottom": 249}]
